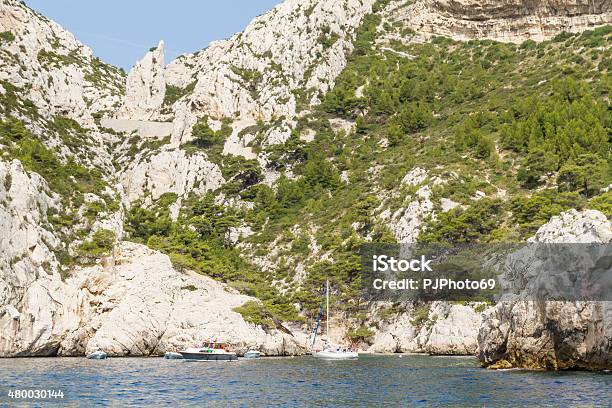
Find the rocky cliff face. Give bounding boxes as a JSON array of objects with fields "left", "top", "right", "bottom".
[
  {"left": 1, "top": 239, "right": 304, "bottom": 357},
  {"left": 0, "top": 135, "right": 296, "bottom": 357},
  {"left": 117, "top": 41, "right": 165, "bottom": 121},
  {"left": 0, "top": 0, "right": 610, "bottom": 361},
  {"left": 111, "top": 0, "right": 381, "bottom": 204},
  {"left": 386, "top": 0, "right": 611, "bottom": 42},
  {"left": 119, "top": 149, "right": 224, "bottom": 204},
  {"left": 0, "top": 159, "right": 67, "bottom": 356},
  {"left": 119, "top": 0, "right": 378, "bottom": 145},
  {"left": 0, "top": 0, "right": 124, "bottom": 124},
  {"left": 478, "top": 210, "right": 612, "bottom": 370},
  {"left": 369, "top": 301, "right": 483, "bottom": 354},
  {"left": 0, "top": 0, "right": 125, "bottom": 180}
]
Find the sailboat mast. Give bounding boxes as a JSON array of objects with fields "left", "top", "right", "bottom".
[{"left": 326, "top": 279, "right": 330, "bottom": 340}]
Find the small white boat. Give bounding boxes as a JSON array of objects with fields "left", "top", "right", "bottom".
[
  {"left": 179, "top": 342, "right": 237, "bottom": 361},
  {"left": 86, "top": 351, "right": 107, "bottom": 360},
  {"left": 244, "top": 349, "right": 261, "bottom": 359},
  {"left": 164, "top": 351, "right": 184, "bottom": 359}
]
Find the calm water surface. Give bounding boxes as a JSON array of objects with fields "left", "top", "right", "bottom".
[{"left": 0, "top": 355, "right": 610, "bottom": 407}]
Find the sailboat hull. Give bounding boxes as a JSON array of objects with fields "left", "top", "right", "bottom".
[{"left": 312, "top": 350, "right": 359, "bottom": 360}]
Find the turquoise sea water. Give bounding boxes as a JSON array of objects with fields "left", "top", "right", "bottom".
[{"left": 0, "top": 355, "right": 610, "bottom": 407}]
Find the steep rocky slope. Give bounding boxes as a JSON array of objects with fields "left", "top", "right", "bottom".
[
  {"left": 368, "top": 301, "right": 483, "bottom": 354},
  {"left": 0, "top": 0, "right": 126, "bottom": 180},
  {"left": 116, "top": 41, "right": 165, "bottom": 121},
  {"left": 120, "top": 0, "right": 379, "bottom": 138},
  {"left": 0, "top": 0, "right": 124, "bottom": 124},
  {"left": 0, "top": 159, "right": 64, "bottom": 356},
  {"left": 114, "top": 0, "right": 383, "bottom": 205},
  {"left": 0, "top": 0, "right": 389, "bottom": 357},
  {"left": 1, "top": 239, "right": 302, "bottom": 357}
]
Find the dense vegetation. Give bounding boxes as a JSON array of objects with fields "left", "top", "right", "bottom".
[
  {"left": 163, "top": 81, "right": 196, "bottom": 108},
  {"left": 77, "top": 229, "right": 116, "bottom": 262},
  {"left": 254, "top": 24, "right": 610, "bottom": 315}
]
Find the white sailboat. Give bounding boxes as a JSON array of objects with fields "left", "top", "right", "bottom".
[{"left": 311, "top": 280, "right": 359, "bottom": 360}]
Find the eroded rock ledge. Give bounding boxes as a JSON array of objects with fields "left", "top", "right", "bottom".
[{"left": 392, "top": 0, "right": 612, "bottom": 42}]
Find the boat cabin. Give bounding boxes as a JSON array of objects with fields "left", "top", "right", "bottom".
[{"left": 201, "top": 342, "right": 226, "bottom": 351}]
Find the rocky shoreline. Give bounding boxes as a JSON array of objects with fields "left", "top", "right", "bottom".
[{"left": 2, "top": 209, "right": 611, "bottom": 370}]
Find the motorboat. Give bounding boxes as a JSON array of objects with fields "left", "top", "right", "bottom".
[
  {"left": 179, "top": 342, "right": 237, "bottom": 361},
  {"left": 244, "top": 349, "right": 261, "bottom": 359}
]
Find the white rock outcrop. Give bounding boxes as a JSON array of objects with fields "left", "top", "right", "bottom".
[
  {"left": 1, "top": 237, "right": 304, "bottom": 357},
  {"left": 0, "top": 159, "right": 68, "bottom": 356},
  {"left": 368, "top": 311, "right": 418, "bottom": 353},
  {"left": 64, "top": 242, "right": 303, "bottom": 357},
  {"left": 137, "top": 0, "right": 378, "bottom": 143},
  {"left": 388, "top": 185, "right": 434, "bottom": 243},
  {"left": 527, "top": 209, "right": 612, "bottom": 243},
  {"left": 401, "top": 167, "right": 428, "bottom": 186},
  {"left": 116, "top": 41, "right": 166, "bottom": 120},
  {"left": 120, "top": 149, "right": 224, "bottom": 203},
  {"left": 385, "top": 168, "right": 435, "bottom": 243},
  {"left": 416, "top": 302, "right": 483, "bottom": 355},
  {"left": 368, "top": 302, "right": 483, "bottom": 354}
]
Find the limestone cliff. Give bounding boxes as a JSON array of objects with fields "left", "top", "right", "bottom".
[
  {"left": 112, "top": 0, "right": 381, "bottom": 203},
  {"left": 368, "top": 302, "right": 484, "bottom": 355},
  {"left": 0, "top": 0, "right": 124, "bottom": 125},
  {"left": 119, "top": 149, "right": 224, "bottom": 205},
  {"left": 116, "top": 41, "right": 165, "bottom": 121},
  {"left": 0, "top": 159, "right": 66, "bottom": 356},
  {"left": 1, "top": 237, "right": 304, "bottom": 357},
  {"left": 386, "top": 0, "right": 611, "bottom": 42},
  {"left": 119, "top": 0, "right": 379, "bottom": 145}
]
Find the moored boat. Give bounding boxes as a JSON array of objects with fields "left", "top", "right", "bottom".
[
  {"left": 179, "top": 343, "right": 237, "bottom": 361},
  {"left": 310, "top": 280, "right": 359, "bottom": 360},
  {"left": 244, "top": 349, "right": 261, "bottom": 359},
  {"left": 86, "top": 350, "right": 108, "bottom": 360},
  {"left": 312, "top": 345, "right": 359, "bottom": 360},
  {"left": 164, "top": 351, "right": 184, "bottom": 359}
]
